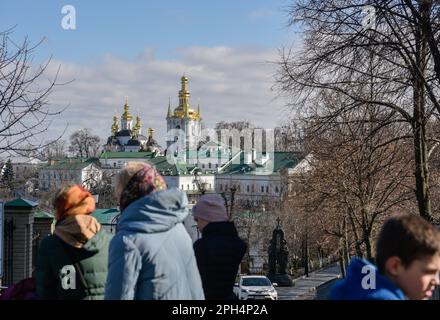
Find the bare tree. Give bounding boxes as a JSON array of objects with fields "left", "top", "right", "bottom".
[
  {"left": 0, "top": 28, "right": 67, "bottom": 156},
  {"left": 69, "top": 128, "right": 102, "bottom": 158},
  {"left": 282, "top": 100, "right": 417, "bottom": 275},
  {"left": 233, "top": 194, "right": 280, "bottom": 273},
  {"left": 274, "top": 121, "right": 305, "bottom": 152},
  {"left": 277, "top": 1, "right": 440, "bottom": 221},
  {"left": 92, "top": 170, "right": 117, "bottom": 208},
  {"left": 39, "top": 139, "right": 68, "bottom": 160},
  {"left": 215, "top": 121, "right": 255, "bottom": 132}
]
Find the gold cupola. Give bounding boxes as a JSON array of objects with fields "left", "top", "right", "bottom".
[
  {"left": 133, "top": 116, "right": 141, "bottom": 137},
  {"left": 111, "top": 115, "right": 119, "bottom": 136},
  {"left": 148, "top": 127, "right": 154, "bottom": 138},
  {"left": 122, "top": 98, "right": 133, "bottom": 121},
  {"left": 170, "top": 75, "right": 201, "bottom": 121}
]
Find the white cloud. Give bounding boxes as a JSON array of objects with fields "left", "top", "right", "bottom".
[{"left": 39, "top": 45, "right": 288, "bottom": 147}]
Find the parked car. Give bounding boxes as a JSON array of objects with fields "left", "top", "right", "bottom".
[{"left": 234, "top": 275, "right": 278, "bottom": 300}]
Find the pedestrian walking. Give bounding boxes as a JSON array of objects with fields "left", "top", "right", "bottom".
[
  {"left": 192, "top": 194, "right": 247, "bottom": 300},
  {"left": 105, "top": 161, "right": 204, "bottom": 300},
  {"left": 35, "top": 184, "right": 112, "bottom": 299}
]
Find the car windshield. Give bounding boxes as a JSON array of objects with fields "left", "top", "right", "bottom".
[{"left": 242, "top": 277, "right": 272, "bottom": 286}]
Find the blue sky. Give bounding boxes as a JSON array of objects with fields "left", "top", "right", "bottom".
[
  {"left": 2, "top": 1, "right": 294, "bottom": 63},
  {"left": 1, "top": 1, "right": 299, "bottom": 146}
]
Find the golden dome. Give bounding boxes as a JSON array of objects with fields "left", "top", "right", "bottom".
[
  {"left": 121, "top": 98, "right": 133, "bottom": 121},
  {"left": 111, "top": 115, "right": 119, "bottom": 136},
  {"left": 168, "top": 75, "right": 201, "bottom": 121}
]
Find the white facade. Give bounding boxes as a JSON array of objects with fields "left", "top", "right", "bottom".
[
  {"left": 99, "top": 155, "right": 155, "bottom": 169},
  {"left": 121, "top": 117, "right": 133, "bottom": 131},
  {"left": 124, "top": 145, "right": 140, "bottom": 152},
  {"left": 117, "top": 135, "right": 131, "bottom": 146},
  {"left": 163, "top": 174, "right": 215, "bottom": 195},
  {"left": 39, "top": 162, "right": 102, "bottom": 191},
  {"left": 215, "top": 174, "right": 284, "bottom": 201},
  {"left": 167, "top": 117, "right": 202, "bottom": 152},
  {"left": 185, "top": 140, "right": 231, "bottom": 172},
  {"left": 9, "top": 157, "right": 43, "bottom": 178}
]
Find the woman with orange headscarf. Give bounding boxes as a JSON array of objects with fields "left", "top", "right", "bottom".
[{"left": 35, "top": 183, "right": 112, "bottom": 299}]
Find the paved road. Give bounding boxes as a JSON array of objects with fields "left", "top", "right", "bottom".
[{"left": 276, "top": 263, "right": 341, "bottom": 300}]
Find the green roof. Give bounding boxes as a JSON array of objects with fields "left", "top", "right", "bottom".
[
  {"left": 5, "top": 198, "right": 38, "bottom": 208},
  {"left": 99, "top": 151, "right": 155, "bottom": 159},
  {"left": 34, "top": 211, "right": 54, "bottom": 219},
  {"left": 43, "top": 158, "right": 99, "bottom": 170},
  {"left": 91, "top": 208, "right": 120, "bottom": 224},
  {"left": 219, "top": 152, "right": 304, "bottom": 175},
  {"left": 187, "top": 150, "right": 229, "bottom": 159},
  {"left": 149, "top": 156, "right": 197, "bottom": 176}
]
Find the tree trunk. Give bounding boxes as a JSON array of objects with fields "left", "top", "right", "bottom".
[
  {"left": 343, "top": 217, "right": 350, "bottom": 265},
  {"left": 338, "top": 247, "right": 346, "bottom": 278},
  {"left": 347, "top": 212, "right": 363, "bottom": 257},
  {"left": 413, "top": 1, "right": 433, "bottom": 222},
  {"left": 364, "top": 233, "right": 373, "bottom": 261}
]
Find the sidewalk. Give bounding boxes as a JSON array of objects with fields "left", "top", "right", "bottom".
[{"left": 276, "top": 263, "right": 341, "bottom": 300}]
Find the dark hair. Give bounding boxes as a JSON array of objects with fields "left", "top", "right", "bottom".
[{"left": 376, "top": 215, "right": 440, "bottom": 274}]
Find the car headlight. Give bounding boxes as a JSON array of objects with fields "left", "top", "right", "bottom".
[{"left": 241, "top": 289, "right": 248, "bottom": 293}]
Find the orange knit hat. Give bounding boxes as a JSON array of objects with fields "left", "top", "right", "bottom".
[{"left": 54, "top": 184, "right": 96, "bottom": 221}]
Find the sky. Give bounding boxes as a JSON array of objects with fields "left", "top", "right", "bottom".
[{"left": 1, "top": 0, "right": 299, "bottom": 147}]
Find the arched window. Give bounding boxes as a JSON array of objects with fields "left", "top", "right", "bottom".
[
  {"left": 266, "top": 186, "right": 269, "bottom": 193},
  {"left": 187, "top": 184, "right": 190, "bottom": 190},
  {"left": 275, "top": 186, "right": 279, "bottom": 193},
  {"left": 261, "top": 186, "right": 264, "bottom": 193},
  {"left": 247, "top": 185, "right": 250, "bottom": 192}
]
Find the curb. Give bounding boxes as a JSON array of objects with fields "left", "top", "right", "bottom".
[{"left": 295, "top": 276, "right": 342, "bottom": 300}]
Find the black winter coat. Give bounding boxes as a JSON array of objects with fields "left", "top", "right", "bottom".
[{"left": 193, "top": 221, "right": 247, "bottom": 300}]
